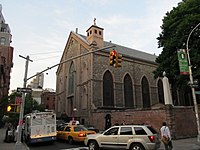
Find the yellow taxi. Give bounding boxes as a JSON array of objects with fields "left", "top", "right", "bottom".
[{"left": 56, "top": 123, "right": 96, "bottom": 144}]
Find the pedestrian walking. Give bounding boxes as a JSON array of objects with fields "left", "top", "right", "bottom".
[
  {"left": 160, "top": 122, "right": 173, "bottom": 150},
  {"left": 14, "top": 125, "right": 19, "bottom": 142},
  {"left": 121, "top": 120, "right": 125, "bottom": 125},
  {"left": 4, "top": 122, "right": 14, "bottom": 142}
]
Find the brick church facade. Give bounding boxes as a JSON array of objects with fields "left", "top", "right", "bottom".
[{"left": 55, "top": 21, "right": 198, "bottom": 139}]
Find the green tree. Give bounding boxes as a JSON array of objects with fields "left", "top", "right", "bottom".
[
  {"left": 154, "top": 0, "right": 200, "bottom": 105},
  {"left": 0, "top": 92, "right": 21, "bottom": 127},
  {"left": 0, "top": 91, "right": 45, "bottom": 127}
]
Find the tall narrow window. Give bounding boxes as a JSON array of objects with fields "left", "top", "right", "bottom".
[
  {"left": 68, "top": 62, "right": 75, "bottom": 95},
  {"left": 157, "top": 79, "right": 164, "bottom": 104},
  {"left": 0, "top": 37, "right": 6, "bottom": 45},
  {"left": 141, "top": 76, "right": 150, "bottom": 108},
  {"left": 124, "top": 74, "right": 134, "bottom": 107},
  {"left": 103, "top": 71, "right": 114, "bottom": 107}
]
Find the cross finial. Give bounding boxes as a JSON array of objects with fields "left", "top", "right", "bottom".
[{"left": 94, "top": 18, "right": 96, "bottom": 25}]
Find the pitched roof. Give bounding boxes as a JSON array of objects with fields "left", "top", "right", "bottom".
[
  {"left": 74, "top": 32, "right": 157, "bottom": 63},
  {"left": 104, "top": 41, "right": 157, "bottom": 63}
]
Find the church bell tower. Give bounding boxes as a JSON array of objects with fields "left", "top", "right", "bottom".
[{"left": 86, "top": 18, "right": 104, "bottom": 48}]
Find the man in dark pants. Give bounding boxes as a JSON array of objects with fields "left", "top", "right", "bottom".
[{"left": 160, "top": 122, "right": 173, "bottom": 150}]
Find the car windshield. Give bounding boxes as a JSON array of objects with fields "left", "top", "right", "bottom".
[{"left": 74, "top": 125, "right": 88, "bottom": 132}]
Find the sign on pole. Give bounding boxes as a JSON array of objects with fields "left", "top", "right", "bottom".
[
  {"left": 17, "top": 87, "right": 32, "bottom": 93},
  {"left": 177, "top": 49, "right": 189, "bottom": 75},
  {"left": 15, "top": 97, "right": 22, "bottom": 105},
  {"left": 195, "top": 91, "right": 200, "bottom": 95}
]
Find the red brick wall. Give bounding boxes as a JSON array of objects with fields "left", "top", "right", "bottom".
[
  {"left": 90, "top": 106, "right": 198, "bottom": 139},
  {"left": 173, "top": 106, "right": 197, "bottom": 138},
  {"left": 0, "top": 46, "right": 13, "bottom": 98}
]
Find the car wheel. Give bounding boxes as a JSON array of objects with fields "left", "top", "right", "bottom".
[
  {"left": 130, "top": 143, "right": 144, "bottom": 150},
  {"left": 88, "top": 141, "right": 99, "bottom": 150},
  {"left": 68, "top": 137, "right": 73, "bottom": 145}
]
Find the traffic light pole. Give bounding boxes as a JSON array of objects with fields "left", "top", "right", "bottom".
[
  {"left": 15, "top": 55, "right": 32, "bottom": 150},
  {"left": 15, "top": 45, "right": 115, "bottom": 150},
  {"left": 186, "top": 22, "right": 200, "bottom": 142},
  {"left": 27, "top": 45, "right": 115, "bottom": 80}
]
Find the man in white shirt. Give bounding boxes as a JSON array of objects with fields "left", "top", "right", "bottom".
[
  {"left": 15, "top": 125, "right": 19, "bottom": 142},
  {"left": 160, "top": 122, "right": 173, "bottom": 150}
]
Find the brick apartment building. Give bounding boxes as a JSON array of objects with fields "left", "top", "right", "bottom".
[
  {"left": 41, "top": 89, "right": 56, "bottom": 111},
  {"left": 0, "top": 5, "right": 13, "bottom": 100}
]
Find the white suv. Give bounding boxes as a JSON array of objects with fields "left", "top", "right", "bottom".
[{"left": 84, "top": 125, "right": 161, "bottom": 150}]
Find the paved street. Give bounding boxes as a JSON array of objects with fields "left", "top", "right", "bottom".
[{"left": 1, "top": 127, "right": 200, "bottom": 150}]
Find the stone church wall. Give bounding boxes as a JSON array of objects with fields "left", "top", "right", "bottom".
[
  {"left": 90, "top": 106, "right": 198, "bottom": 139},
  {"left": 92, "top": 53, "right": 158, "bottom": 109}
]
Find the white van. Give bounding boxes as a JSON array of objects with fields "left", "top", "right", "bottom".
[{"left": 23, "top": 111, "right": 56, "bottom": 144}]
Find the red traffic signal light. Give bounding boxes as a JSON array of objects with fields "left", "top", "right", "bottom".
[
  {"left": 109, "top": 50, "right": 117, "bottom": 66},
  {"left": 109, "top": 50, "right": 122, "bottom": 68}
]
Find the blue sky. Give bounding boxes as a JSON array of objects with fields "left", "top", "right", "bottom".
[{"left": 0, "top": 0, "right": 181, "bottom": 91}]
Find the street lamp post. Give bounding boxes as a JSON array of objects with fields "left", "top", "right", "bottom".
[
  {"left": 15, "top": 55, "right": 32, "bottom": 150},
  {"left": 186, "top": 22, "right": 200, "bottom": 142},
  {"left": 72, "top": 108, "right": 77, "bottom": 121}
]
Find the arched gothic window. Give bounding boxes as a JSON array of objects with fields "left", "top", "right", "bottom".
[
  {"left": 157, "top": 79, "right": 164, "bottom": 104},
  {"left": 68, "top": 62, "right": 75, "bottom": 95},
  {"left": 82, "top": 86, "right": 87, "bottom": 109},
  {"left": 141, "top": 76, "right": 150, "bottom": 108},
  {"left": 103, "top": 71, "right": 114, "bottom": 107},
  {"left": 124, "top": 74, "right": 134, "bottom": 107}
]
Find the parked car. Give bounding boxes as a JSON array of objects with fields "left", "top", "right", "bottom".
[
  {"left": 84, "top": 125, "right": 161, "bottom": 150},
  {"left": 57, "top": 124, "right": 96, "bottom": 144},
  {"left": 56, "top": 120, "right": 66, "bottom": 129},
  {"left": 85, "top": 125, "right": 99, "bottom": 133}
]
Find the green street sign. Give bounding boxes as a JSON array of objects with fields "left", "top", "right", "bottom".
[
  {"left": 177, "top": 49, "right": 189, "bottom": 75},
  {"left": 195, "top": 91, "right": 200, "bottom": 95}
]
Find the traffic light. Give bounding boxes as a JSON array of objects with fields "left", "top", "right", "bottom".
[
  {"left": 109, "top": 50, "right": 122, "bottom": 68},
  {"left": 16, "top": 105, "right": 20, "bottom": 113},
  {"left": 116, "top": 53, "right": 122, "bottom": 67},
  {"left": 7, "top": 105, "right": 12, "bottom": 112},
  {"left": 6, "top": 104, "right": 20, "bottom": 113},
  {"left": 109, "top": 50, "right": 117, "bottom": 66}
]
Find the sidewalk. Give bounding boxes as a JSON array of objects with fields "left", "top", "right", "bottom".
[
  {"left": 159, "top": 137, "right": 200, "bottom": 150},
  {"left": 0, "top": 128, "right": 29, "bottom": 150}
]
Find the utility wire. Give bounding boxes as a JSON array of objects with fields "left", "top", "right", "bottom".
[
  {"left": 33, "top": 55, "right": 61, "bottom": 61},
  {"left": 29, "top": 51, "right": 62, "bottom": 56}
]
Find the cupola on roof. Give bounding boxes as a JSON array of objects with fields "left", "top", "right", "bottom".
[{"left": 86, "top": 18, "right": 104, "bottom": 48}]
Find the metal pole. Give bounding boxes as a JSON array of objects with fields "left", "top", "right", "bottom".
[
  {"left": 15, "top": 55, "right": 32, "bottom": 150},
  {"left": 26, "top": 45, "right": 116, "bottom": 81},
  {"left": 186, "top": 22, "right": 200, "bottom": 142}
]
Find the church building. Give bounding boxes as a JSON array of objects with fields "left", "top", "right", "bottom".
[{"left": 55, "top": 20, "right": 166, "bottom": 130}]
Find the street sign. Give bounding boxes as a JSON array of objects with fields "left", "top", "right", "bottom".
[
  {"left": 195, "top": 91, "right": 200, "bottom": 95},
  {"left": 17, "top": 87, "right": 32, "bottom": 93},
  {"left": 177, "top": 49, "right": 189, "bottom": 75},
  {"left": 190, "top": 84, "right": 199, "bottom": 88}
]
